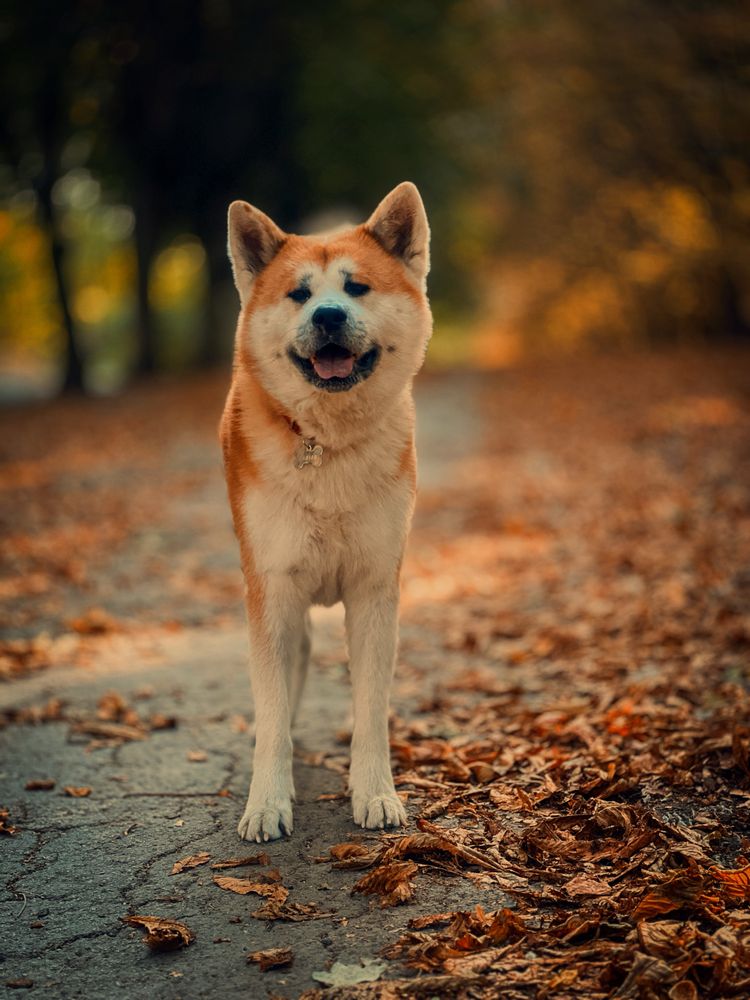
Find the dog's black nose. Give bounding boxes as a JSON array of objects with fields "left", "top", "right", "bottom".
[{"left": 312, "top": 305, "right": 347, "bottom": 334}]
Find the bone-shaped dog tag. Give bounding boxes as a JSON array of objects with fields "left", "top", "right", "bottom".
[{"left": 295, "top": 439, "right": 324, "bottom": 470}]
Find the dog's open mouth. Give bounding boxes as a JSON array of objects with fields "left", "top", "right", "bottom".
[
  {"left": 289, "top": 344, "right": 380, "bottom": 392},
  {"left": 312, "top": 343, "right": 355, "bottom": 380}
]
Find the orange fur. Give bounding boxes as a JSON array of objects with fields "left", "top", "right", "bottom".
[
  {"left": 397, "top": 437, "right": 417, "bottom": 491},
  {"left": 248, "top": 227, "right": 423, "bottom": 315},
  {"left": 220, "top": 383, "right": 272, "bottom": 646}
]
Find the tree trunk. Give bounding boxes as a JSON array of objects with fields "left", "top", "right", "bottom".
[
  {"left": 133, "top": 179, "right": 158, "bottom": 374},
  {"left": 35, "top": 183, "right": 85, "bottom": 393},
  {"left": 717, "top": 264, "right": 750, "bottom": 341}
]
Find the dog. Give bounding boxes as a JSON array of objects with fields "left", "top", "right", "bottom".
[{"left": 220, "top": 182, "right": 432, "bottom": 842}]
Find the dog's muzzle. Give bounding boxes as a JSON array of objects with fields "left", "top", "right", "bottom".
[{"left": 288, "top": 305, "right": 380, "bottom": 393}]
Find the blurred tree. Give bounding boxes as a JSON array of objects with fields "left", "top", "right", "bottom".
[
  {"left": 2, "top": 0, "right": 748, "bottom": 390},
  {"left": 0, "top": 2, "right": 88, "bottom": 390},
  {"left": 457, "top": 0, "right": 750, "bottom": 347}
]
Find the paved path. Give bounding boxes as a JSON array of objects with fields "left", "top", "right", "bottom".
[{"left": 0, "top": 374, "right": 486, "bottom": 998}]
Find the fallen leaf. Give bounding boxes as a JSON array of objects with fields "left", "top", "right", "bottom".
[
  {"left": 669, "top": 982, "right": 699, "bottom": 1000},
  {"left": 329, "top": 843, "right": 375, "bottom": 862},
  {"left": 632, "top": 870, "right": 705, "bottom": 920},
  {"left": 353, "top": 861, "right": 418, "bottom": 906},
  {"left": 187, "top": 750, "right": 207, "bottom": 762},
  {"left": 68, "top": 607, "right": 119, "bottom": 635},
  {"left": 121, "top": 915, "right": 194, "bottom": 951},
  {"left": 213, "top": 876, "right": 288, "bottom": 904},
  {"left": 97, "top": 690, "right": 136, "bottom": 723},
  {"left": 170, "top": 851, "right": 210, "bottom": 875},
  {"left": 148, "top": 713, "right": 178, "bottom": 730},
  {"left": 4, "top": 980, "right": 34, "bottom": 990},
  {"left": 63, "top": 786, "right": 92, "bottom": 797},
  {"left": 211, "top": 853, "right": 270, "bottom": 869},
  {"left": 0, "top": 807, "right": 18, "bottom": 835},
  {"left": 70, "top": 720, "right": 145, "bottom": 742},
  {"left": 311, "top": 959, "right": 387, "bottom": 986},
  {"left": 711, "top": 863, "right": 750, "bottom": 900},
  {"left": 247, "top": 946, "right": 293, "bottom": 971},
  {"left": 408, "top": 912, "right": 454, "bottom": 930},
  {"left": 251, "top": 901, "right": 335, "bottom": 922},
  {"left": 564, "top": 873, "right": 612, "bottom": 897},
  {"left": 25, "top": 778, "right": 55, "bottom": 791}
]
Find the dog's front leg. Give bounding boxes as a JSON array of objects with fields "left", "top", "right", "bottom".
[
  {"left": 345, "top": 580, "right": 407, "bottom": 829},
  {"left": 238, "top": 577, "right": 304, "bottom": 842}
]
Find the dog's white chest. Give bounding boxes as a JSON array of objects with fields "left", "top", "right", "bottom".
[{"left": 242, "top": 441, "right": 411, "bottom": 607}]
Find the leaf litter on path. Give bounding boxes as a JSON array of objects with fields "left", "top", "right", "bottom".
[{"left": 120, "top": 915, "right": 194, "bottom": 951}]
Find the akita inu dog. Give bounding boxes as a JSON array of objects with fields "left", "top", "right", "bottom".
[{"left": 220, "top": 182, "right": 432, "bottom": 841}]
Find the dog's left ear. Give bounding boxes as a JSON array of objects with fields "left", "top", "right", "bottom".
[
  {"left": 365, "top": 182, "right": 430, "bottom": 286},
  {"left": 227, "top": 200, "right": 287, "bottom": 305}
]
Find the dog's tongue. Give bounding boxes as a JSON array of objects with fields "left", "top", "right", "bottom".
[{"left": 312, "top": 352, "right": 355, "bottom": 380}]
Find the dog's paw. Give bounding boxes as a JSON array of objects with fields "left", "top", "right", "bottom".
[
  {"left": 237, "top": 801, "right": 293, "bottom": 842},
  {"left": 352, "top": 791, "right": 407, "bottom": 830}
]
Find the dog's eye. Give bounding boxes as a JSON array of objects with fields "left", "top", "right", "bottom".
[
  {"left": 288, "top": 287, "right": 312, "bottom": 304},
  {"left": 343, "top": 279, "right": 370, "bottom": 298}
]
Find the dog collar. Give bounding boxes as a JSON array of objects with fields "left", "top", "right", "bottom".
[{"left": 284, "top": 415, "right": 324, "bottom": 469}]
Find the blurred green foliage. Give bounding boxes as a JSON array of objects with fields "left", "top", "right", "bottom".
[{"left": 0, "top": 0, "right": 748, "bottom": 394}]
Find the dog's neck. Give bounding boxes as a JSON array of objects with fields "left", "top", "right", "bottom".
[
  {"left": 237, "top": 360, "right": 412, "bottom": 455},
  {"left": 289, "top": 384, "right": 412, "bottom": 452}
]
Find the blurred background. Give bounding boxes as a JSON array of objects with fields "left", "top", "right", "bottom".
[{"left": 1, "top": 0, "right": 748, "bottom": 398}]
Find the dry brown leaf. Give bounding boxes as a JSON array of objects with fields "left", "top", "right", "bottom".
[
  {"left": 0, "top": 807, "right": 18, "bottom": 836},
  {"left": 97, "top": 691, "right": 133, "bottom": 722},
  {"left": 329, "top": 842, "right": 374, "bottom": 861},
  {"left": 383, "top": 906, "right": 527, "bottom": 972},
  {"left": 669, "top": 982, "right": 698, "bottom": 1000},
  {"left": 212, "top": 876, "right": 289, "bottom": 903},
  {"left": 70, "top": 720, "right": 145, "bottom": 742},
  {"left": 187, "top": 750, "right": 207, "bottom": 762},
  {"left": 211, "top": 853, "right": 270, "bottom": 869},
  {"left": 68, "top": 608, "right": 120, "bottom": 635},
  {"left": 631, "top": 870, "right": 705, "bottom": 920},
  {"left": 170, "top": 851, "right": 210, "bottom": 875},
  {"left": 408, "top": 913, "right": 454, "bottom": 930},
  {"left": 25, "top": 778, "right": 55, "bottom": 791},
  {"left": 564, "top": 873, "right": 612, "bottom": 897},
  {"left": 121, "top": 914, "right": 194, "bottom": 951},
  {"left": 246, "top": 946, "right": 293, "bottom": 971},
  {"left": 1, "top": 697, "right": 66, "bottom": 726},
  {"left": 353, "top": 861, "right": 418, "bottom": 907},
  {"left": 251, "top": 901, "right": 334, "bottom": 922},
  {"left": 710, "top": 863, "right": 750, "bottom": 900},
  {"left": 637, "top": 920, "right": 696, "bottom": 962},
  {"left": 148, "top": 713, "right": 177, "bottom": 731},
  {"left": 442, "top": 945, "right": 513, "bottom": 976},
  {"left": 63, "top": 785, "right": 92, "bottom": 797}
]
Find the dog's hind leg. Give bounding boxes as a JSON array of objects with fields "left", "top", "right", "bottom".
[
  {"left": 287, "top": 610, "right": 311, "bottom": 726},
  {"left": 344, "top": 579, "right": 407, "bottom": 830}
]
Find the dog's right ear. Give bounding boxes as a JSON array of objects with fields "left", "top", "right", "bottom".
[{"left": 227, "top": 201, "right": 286, "bottom": 305}]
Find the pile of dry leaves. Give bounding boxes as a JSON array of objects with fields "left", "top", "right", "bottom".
[{"left": 303, "top": 353, "right": 750, "bottom": 997}]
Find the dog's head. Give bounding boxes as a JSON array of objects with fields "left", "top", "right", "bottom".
[{"left": 227, "top": 183, "right": 432, "bottom": 413}]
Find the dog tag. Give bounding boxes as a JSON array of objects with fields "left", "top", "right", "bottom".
[{"left": 295, "top": 438, "right": 324, "bottom": 469}]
